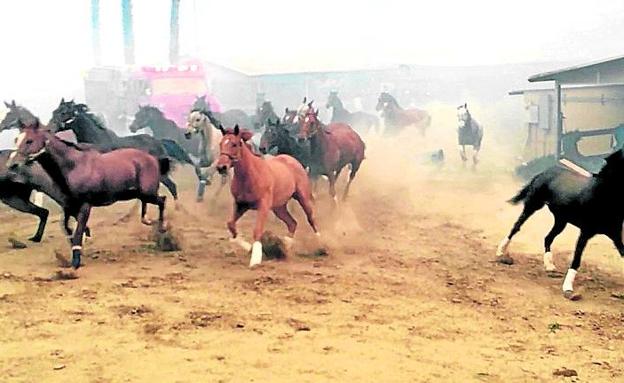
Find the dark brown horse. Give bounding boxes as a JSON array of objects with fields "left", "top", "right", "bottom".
[
  {"left": 8, "top": 119, "right": 168, "bottom": 269},
  {"left": 376, "top": 92, "right": 431, "bottom": 136},
  {"left": 298, "top": 108, "right": 366, "bottom": 202},
  {"left": 215, "top": 125, "right": 319, "bottom": 267}
]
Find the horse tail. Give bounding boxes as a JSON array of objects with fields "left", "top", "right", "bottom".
[
  {"left": 160, "top": 139, "right": 194, "bottom": 165},
  {"left": 508, "top": 176, "right": 537, "bottom": 205},
  {"left": 159, "top": 158, "right": 171, "bottom": 176}
]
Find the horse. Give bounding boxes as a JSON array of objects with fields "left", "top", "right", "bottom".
[
  {"left": 298, "top": 108, "right": 366, "bottom": 202},
  {"left": 375, "top": 92, "right": 431, "bottom": 136},
  {"left": 259, "top": 118, "right": 312, "bottom": 170},
  {"left": 192, "top": 95, "right": 254, "bottom": 130},
  {"left": 8, "top": 119, "right": 168, "bottom": 269},
  {"left": 129, "top": 105, "right": 202, "bottom": 158},
  {"left": 215, "top": 125, "right": 319, "bottom": 267},
  {"left": 456, "top": 103, "right": 484, "bottom": 167},
  {"left": 48, "top": 99, "right": 195, "bottom": 202},
  {"left": 326, "top": 91, "right": 379, "bottom": 136},
  {"left": 496, "top": 152, "right": 624, "bottom": 299},
  {"left": 0, "top": 100, "right": 38, "bottom": 131},
  {"left": 0, "top": 149, "right": 85, "bottom": 242},
  {"left": 255, "top": 101, "right": 280, "bottom": 130}
]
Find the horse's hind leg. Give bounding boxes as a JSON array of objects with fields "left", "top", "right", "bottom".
[
  {"left": 160, "top": 175, "right": 178, "bottom": 201},
  {"left": 458, "top": 145, "right": 468, "bottom": 165},
  {"left": 4, "top": 195, "right": 49, "bottom": 242},
  {"left": 273, "top": 205, "right": 297, "bottom": 248},
  {"left": 342, "top": 162, "right": 361, "bottom": 201},
  {"left": 543, "top": 217, "right": 566, "bottom": 272},
  {"left": 294, "top": 192, "right": 319, "bottom": 235},
  {"left": 70, "top": 203, "right": 91, "bottom": 269},
  {"left": 496, "top": 201, "right": 543, "bottom": 262}
]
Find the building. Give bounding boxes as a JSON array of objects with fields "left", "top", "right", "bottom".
[{"left": 510, "top": 55, "right": 624, "bottom": 173}]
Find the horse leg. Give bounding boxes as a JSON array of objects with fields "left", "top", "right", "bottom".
[
  {"left": 562, "top": 231, "right": 593, "bottom": 298},
  {"left": 160, "top": 175, "right": 178, "bottom": 201},
  {"left": 342, "top": 162, "right": 361, "bottom": 201},
  {"left": 293, "top": 192, "right": 319, "bottom": 236},
  {"left": 155, "top": 195, "right": 166, "bottom": 231},
  {"left": 496, "top": 201, "right": 543, "bottom": 262},
  {"left": 3, "top": 195, "right": 49, "bottom": 242},
  {"left": 228, "top": 202, "right": 251, "bottom": 251},
  {"left": 250, "top": 202, "right": 271, "bottom": 267},
  {"left": 70, "top": 203, "right": 91, "bottom": 269},
  {"left": 195, "top": 166, "right": 208, "bottom": 203},
  {"left": 458, "top": 145, "right": 467, "bottom": 165},
  {"left": 473, "top": 146, "right": 480, "bottom": 166},
  {"left": 543, "top": 218, "right": 566, "bottom": 272},
  {"left": 273, "top": 205, "right": 297, "bottom": 248},
  {"left": 328, "top": 172, "right": 339, "bottom": 206}
]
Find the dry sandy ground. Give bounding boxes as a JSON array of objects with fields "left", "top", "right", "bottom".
[{"left": 1, "top": 128, "right": 624, "bottom": 382}]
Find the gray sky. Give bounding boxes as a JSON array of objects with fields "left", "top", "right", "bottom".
[{"left": 0, "top": 0, "right": 623, "bottom": 102}]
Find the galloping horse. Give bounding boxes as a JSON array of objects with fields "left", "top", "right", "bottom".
[
  {"left": 129, "top": 105, "right": 201, "bottom": 158},
  {"left": 259, "top": 118, "right": 312, "bottom": 170},
  {"left": 184, "top": 107, "right": 227, "bottom": 201},
  {"left": 215, "top": 125, "right": 319, "bottom": 267},
  {"left": 8, "top": 119, "right": 168, "bottom": 269},
  {"left": 456, "top": 103, "right": 483, "bottom": 167},
  {"left": 376, "top": 92, "right": 431, "bottom": 136},
  {"left": 0, "top": 100, "right": 38, "bottom": 130},
  {"left": 49, "top": 99, "right": 192, "bottom": 201},
  {"left": 326, "top": 91, "right": 379, "bottom": 135},
  {"left": 497, "top": 150, "right": 624, "bottom": 299},
  {"left": 298, "top": 108, "right": 366, "bottom": 202}
]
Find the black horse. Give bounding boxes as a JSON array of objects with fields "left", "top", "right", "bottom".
[
  {"left": 48, "top": 99, "right": 195, "bottom": 201},
  {"left": 259, "top": 118, "right": 312, "bottom": 168},
  {"left": 255, "top": 101, "right": 280, "bottom": 130},
  {"left": 497, "top": 151, "right": 624, "bottom": 299}
]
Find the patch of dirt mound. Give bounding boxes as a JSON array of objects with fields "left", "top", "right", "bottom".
[
  {"left": 150, "top": 224, "right": 183, "bottom": 252},
  {"left": 260, "top": 231, "right": 287, "bottom": 260}
]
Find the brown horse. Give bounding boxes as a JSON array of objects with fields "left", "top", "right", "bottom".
[
  {"left": 8, "top": 119, "right": 168, "bottom": 269},
  {"left": 376, "top": 92, "right": 431, "bottom": 136},
  {"left": 298, "top": 108, "right": 366, "bottom": 202},
  {"left": 215, "top": 125, "right": 319, "bottom": 267}
]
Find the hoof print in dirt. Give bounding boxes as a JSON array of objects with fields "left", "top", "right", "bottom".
[
  {"left": 8, "top": 238, "right": 27, "bottom": 249},
  {"left": 297, "top": 247, "right": 330, "bottom": 259},
  {"left": 546, "top": 270, "right": 564, "bottom": 279},
  {"left": 260, "top": 232, "right": 287, "bottom": 260},
  {"left": 150, "top": 224, "right": 182, "bottom": 252},
  {"left": 54, "top": 270, "right": 78, "bottom": 281},
  {"left": 563, "top": 291, "right": 582, "bottom": 301},
  {"left": 54, "top": 251, "right": 72, "bottom": 268},
  {"left": 497, "top": 255, "right": 514, "bottom": 265}
]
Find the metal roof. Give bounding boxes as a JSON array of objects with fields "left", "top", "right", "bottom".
[{"left": 529, "top": 55, "right": 624, "bottom": 83}]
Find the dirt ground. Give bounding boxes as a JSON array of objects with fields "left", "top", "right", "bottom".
[{"left": 1, "top": 123, "right": 624, "bottom": 382}]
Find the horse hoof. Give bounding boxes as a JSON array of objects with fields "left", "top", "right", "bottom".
[
  {"left": 497, "top": 255, "right": 514, "bottom": 265},
  {"left": 563, "top": 290, "right": 582, "bottom": 301},
  {"left": 28, "top": 236, "right": 42, "bottom": 243}
]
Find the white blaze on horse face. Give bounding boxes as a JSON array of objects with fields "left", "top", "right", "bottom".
[
  {"left": 543, "top": 251, "right": 556, "bottom": 271},
  {"left": 250, "top": 241, "right": 262, "bottom": 267},
  {"left": 496, "top": 237, "right": 510, "bottom": 257},
  {"left": 562, "top": 268, "right": 577, "bottom": 292}
]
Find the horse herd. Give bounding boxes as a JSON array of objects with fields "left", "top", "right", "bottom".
[
  {"left": 0, "top": 91, "right": 615, "bottom": 301},
  {"left": 0, "top": 94, "right": 370, "bottom": 270}
]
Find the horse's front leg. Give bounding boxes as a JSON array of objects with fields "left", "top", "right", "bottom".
[
  {"left": 250, "top": 201, "right": 271, "bottom": 267},
  {"left": 70, "top": 203, "right": 91, "bottom": 269},
  {"left": 458, "top": 145, "right": 467, "bottom": 165},
  {"left": 228, "top": 201, "right": 251, "bottom": 251},
  {"left": 472, "top": 147, "right": 480, "bottom": 167}
]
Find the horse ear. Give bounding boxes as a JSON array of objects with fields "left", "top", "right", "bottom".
[
  {"left": 218, "top": 124, "right": 226, "bottom": 135},
  {"left": 267, "top": 118, "right": 273, "bottom": 126},
  {"left": 285, "top": 107, "right": 289, "bottom": 114},
  {"left": 464, "top": 103, "right": 467, "bottom": 108},
  {"left": 315, "top": 108, "right": 319, "bottom": 117},
  {"left": 308, "top": 100, "right": 314, "bottom": 108},
  {"left": 302, "top": 97, "right": 307, "bottom": 104},
  {"left": 234, "top": 124, "right": 240, "bottom": 136},
  {"left": 11, "top": 100, "right": 16, "bottom": 107},
  {"left": 3, "top": 101, "right": 9, "bottom": 108}
]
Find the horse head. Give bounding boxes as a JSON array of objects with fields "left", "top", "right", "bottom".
[
  {"left": 185, "top": 109, "right": 210, "bottom": 139},
  {"left": 49, "top": 98, "right": 81, "bottom": 132},
  {"left": 1, "top": 100, "right": 37, "bottom": 131},
  {"left": 259, "top": 118, "right": 281, "bottom": 154},
  {"left": 215, "top": 125, "right": 254, "bottom": 174},
  {"left": 191, "top": 95, "right": 210, "bottom": 113},
  {"left": 376, "top": 92, "right": 397, "bottom": 114},
  {"left": 130, "top": 105, "right": 160, "bottom": 133},
  {"left": 7, "top": 119, "right": 49, "bottom": 168},
  {"left": 457, "top": 103, "right": 470, "bottom": 129},
  {"left": 298, "top": 108, "right": 322, "bottom": 142},
  {"left": 326, "top": 91, "right": 340, "bottom": 110}
]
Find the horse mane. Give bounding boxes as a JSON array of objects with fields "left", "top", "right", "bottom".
[
  {"left": 74, "top": 104, "right": 108, "bottom": 131},
  {"left": 58, "top": 137, "right": 94, "bottom": 151}
]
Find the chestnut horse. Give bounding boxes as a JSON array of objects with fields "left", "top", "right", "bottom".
[
  {"left": 376, "top": 92, "right": 431, "bottom": 136},
  {"left": 298, "top": 108, "right": 366, "bottom": 202},
  {"left": 8, "top": 119, "right": 169, "bottom": 269},
  {"left": 215, "top": 125, "right": 319, "bottom": 267}
]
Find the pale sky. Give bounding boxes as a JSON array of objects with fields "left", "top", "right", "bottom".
[{"left": 0, "top": 0, "right": 623, "bottom": 104}]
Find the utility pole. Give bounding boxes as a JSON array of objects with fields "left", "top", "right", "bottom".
[
  {"left": 121, "top": 0, "right": 135, "bottom": 65},
  {"left": 169, "top": 0, "right": 181, "bottom": 65},
  {"left": 91, "top": 0, "right": 101, "bottom": 65}
]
